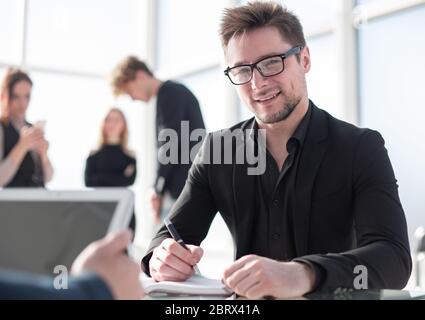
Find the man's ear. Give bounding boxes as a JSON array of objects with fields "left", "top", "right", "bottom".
[{"left": 302, "top": 46, "right": 311, "bottom": 73}]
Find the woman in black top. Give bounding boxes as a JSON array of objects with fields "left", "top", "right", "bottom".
[
  {"left": 0, "top": 68, "right": 54, "bottom": 187},
  {"left": 85, "top": 108, "right": 137, "bottom": 230}
]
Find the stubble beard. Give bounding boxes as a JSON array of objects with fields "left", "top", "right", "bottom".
[{"left": 257, "top": 94, "right": 302, "bottom": 124}]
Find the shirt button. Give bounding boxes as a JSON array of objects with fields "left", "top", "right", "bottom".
[
  {"left": 272, "top": 199, "right": 279, "bottom": 206},
  {"left": 272, "top": 233, "right": 280, "bottom": 240}
]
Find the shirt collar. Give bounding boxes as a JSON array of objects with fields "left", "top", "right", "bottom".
[
  {"left": 291, "top": 100, "right": 311, "bottom": 147},
  {"left": 248, "top": 100, "right": 312, "bottom": 149}
]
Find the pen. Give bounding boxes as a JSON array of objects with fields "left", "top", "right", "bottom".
[{"left": 163, "top": 218, "right": 201, "bottom": 274}]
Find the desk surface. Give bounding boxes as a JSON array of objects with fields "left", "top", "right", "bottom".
[
  {"left": 306, "top": 289, "right": 425, "bottom": 300},
  {"left": 144, "top": 289, "right": 425, "bottom": 300}
]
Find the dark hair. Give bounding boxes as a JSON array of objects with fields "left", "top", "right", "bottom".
[
  {"left": 0, "top": 68, "right": 33, "bottom": 123},
  {"left": 110, "top": 56, "right": 153, "bottom": 96},
  {"left": 1, "top": 68, "right": 33, "bottom": 99},
  {"left": 220, "top": 1, "right": 306, "bottom": 51}
]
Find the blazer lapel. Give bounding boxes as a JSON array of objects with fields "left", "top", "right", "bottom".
[{"left": 294, "top": 104, "right": 329, "bottom": 257}]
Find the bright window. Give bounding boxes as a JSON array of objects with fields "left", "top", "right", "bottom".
[
  {"left": 26, "top": 0, "right": 146, "bottom": 74},
  {"left": 156, "top": 0, "right": 227, "bottom": 72},
  {"left": 179, "top": 68, "right": 228, "bottom": 132},
  {"left": 358, "top": 5, "right": 425, "bottom": 242},
  {"left": 27, "top": 72, "right": 112, "bottom": 188},
  {"left": 306, "top": 34, "right": 340, "bottom": 118},
  {"left": 0, "top": 0, "right": 24, "bottom": 64}
]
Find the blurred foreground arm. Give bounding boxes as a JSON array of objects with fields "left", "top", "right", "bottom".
[{"left": 0, "top": 230, "right": 144, "bottom": 300}]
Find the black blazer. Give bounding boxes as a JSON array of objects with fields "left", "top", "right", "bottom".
[{"left": 142, "top": 102, "right": 411, "bottom": 293}]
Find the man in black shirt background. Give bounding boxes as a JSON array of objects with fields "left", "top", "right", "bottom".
[{"left": 111, "top": 57, "right": 205, "bottom": 225}]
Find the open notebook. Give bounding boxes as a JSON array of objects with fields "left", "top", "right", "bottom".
[{"left": 140, "top": 273, "right": 233, "bottom": 296}]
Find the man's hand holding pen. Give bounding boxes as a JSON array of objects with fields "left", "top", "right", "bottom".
[
  {"left": 149, "top": 219, "right": 203, "bottom": 282},
  {"left": 149, "top": 238, "right": 203, "bottom": 282}
]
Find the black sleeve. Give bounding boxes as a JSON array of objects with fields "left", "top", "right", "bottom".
[
  {"left": 142, "top": 134, "right": 218, "bottom": 274},
  {"left": 125, "top": 157, "right": 137, "bottom": 185},
  {"left": 84, "top": 155, "right": 98, "bottom": 187},
  {"left": 154, "top": 88, "right": 189, "bottom": 195},
  {"left": 294, "top": 130, "right": 412, "bottom": 292}
]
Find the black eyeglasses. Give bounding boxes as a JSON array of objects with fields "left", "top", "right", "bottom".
[{"left": 224, "top": 45, "right": 304, "bottom": 85}]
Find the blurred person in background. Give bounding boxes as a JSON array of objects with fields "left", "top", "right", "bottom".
[
  {"left": 85, "top": 108, "right": 137, "bottom": 231},
  {"left": 0, "top": 68, "right": 53, "bottom": 188},
  {"left": 111, "top": 57, "right": 205, "bottom": 225}
]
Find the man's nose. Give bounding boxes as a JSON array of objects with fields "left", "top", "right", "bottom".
[{"left": 250, "top": 68, "right": 268, "bottom": 90}]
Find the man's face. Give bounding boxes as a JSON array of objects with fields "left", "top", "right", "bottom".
[
  {"left": 123, "top": 71, "right": 150, "bottom": 102},
  {"left": 8, "top": 80, "right": 32, "bottom": 121},
  {"left": 225, "top": 26, "right": 310, "bottom": 124}
]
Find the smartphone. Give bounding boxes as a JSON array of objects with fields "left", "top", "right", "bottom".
[{"left": 34, "top": 121, "right": 46, "bottom": 133}]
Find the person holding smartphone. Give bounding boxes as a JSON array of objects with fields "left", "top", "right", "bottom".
[{"left": 0, "top": 68, "right": 53, "bottom": 187}]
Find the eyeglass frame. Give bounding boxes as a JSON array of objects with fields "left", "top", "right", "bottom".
[{"left": 224, "top": 45, "right": 304, "bottom": 85}]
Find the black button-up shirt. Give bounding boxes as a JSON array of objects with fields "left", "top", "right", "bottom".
[{"left": 250, "top": 104, "right": 312, "bottom": 261}]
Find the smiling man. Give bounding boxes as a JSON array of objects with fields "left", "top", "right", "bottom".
[{"left": 141, "top": 1, "right": 411, "bottom": 299}]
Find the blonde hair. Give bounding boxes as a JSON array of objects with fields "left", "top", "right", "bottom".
[
  {"left": 110, "top": 56, "right": 153, "bottom": 96},
  {"left": 0, "top": 68, "right": 33, "bottom": 123},
  {"left": 97, "top": 108, "right": 130, "bottom": 152}
]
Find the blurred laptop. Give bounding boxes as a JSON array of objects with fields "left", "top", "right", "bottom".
[{"left": 0, "top": 188, "right": 133, "bottom": 276}]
